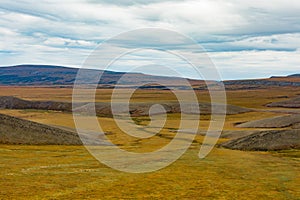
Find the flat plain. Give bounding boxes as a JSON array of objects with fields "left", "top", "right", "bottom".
[{"left": 0, "top": 86, "right": 299, "bottom": 199}]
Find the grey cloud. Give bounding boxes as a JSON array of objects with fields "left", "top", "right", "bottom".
[{"left": 0, "top": 0, "right": 299, "bottom": 79}]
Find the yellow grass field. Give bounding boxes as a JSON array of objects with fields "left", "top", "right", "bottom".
[
  {"left": 0, "top": 86, "right": 299, "bottom": 108},
  {"left": 0, "top": 145, "right": 299, "bottom": 199},
  {"left": 0, "top": 87, "right": 300, "bottom": 199}
]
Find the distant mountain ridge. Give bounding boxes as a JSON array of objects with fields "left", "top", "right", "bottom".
[
  {"left": 0, "top": 65, "right": 123, "bottom": 86},
  {"left": 0, "top": 64, "right": 196, "bottom": 87},
  {"left": 224, "top": 73, "right": 300, "bottom": 88},
  {"left": 288, "top": 74, "right": 300, "bottom": 77},
  {"left": 271, "top": 74, "right": 300, "bottom": 78},
  {"left": 0, "top": 64, "right": 299, "bottom": 87},
  {"left": 224, "top": 79, "right": 300, "bottom": 87}
]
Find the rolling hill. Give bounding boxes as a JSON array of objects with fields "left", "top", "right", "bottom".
[
  {"left": 266, "top": 96, "right": 300, "bottom": 108},
  {"left": 0, "top": 113, "right": 82, "bottom": 145},
  {"left": 0, "top": 112, "right": 111, "bottom": 145},
  {"left": 224, "top": 75, "right": 300, "bottom": 89},
  {"left": 220, "top": 129, "right": 300, "bottom": 151},
  {"left": 0, "top": 96, "right": 251, "bottom": 116},
  {"left": 0, "top": 64, "right": 201, "bottom": 87},
  {"left": 0, "top": 65, "right": 299, "bottom": 88},
  {"left": 236, "top": 114, "right": 300, "bottom": 128}
]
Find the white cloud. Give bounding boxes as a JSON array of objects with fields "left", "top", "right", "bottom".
[
  {"left": 0, "top": 0, "right": 299, "bottom": 79},
  {"left": 44, "top": 37, "right": 96, "bottom": 48},
  {"left": 210, "top": 50, "right": 300, "bottom": 79}
]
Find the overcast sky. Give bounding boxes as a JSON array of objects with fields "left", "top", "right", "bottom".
[{"left": 0, "top": 0, "right": 299, "bottom": 79}]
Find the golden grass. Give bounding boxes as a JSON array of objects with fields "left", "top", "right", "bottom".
[
  {"left": 0, "top": 86, "right": 74, "bottom": 102},
  {"left": 0, "top": 86, "right": 300, "bottom": 199},
  {"left": 0, "top": 109, "right": 202, "bottom": 152},
  {"left": 0, "top": 145, "right": 299, "bottom": 199},
  {"left": 0, "top": 108, "right": 285, "bottom": 150},
  {"left": 224, "top": 87, "right": 300, "bottom": 109},
  {"left": 1, "top": 86, "right": 300, "bottom": 109}
]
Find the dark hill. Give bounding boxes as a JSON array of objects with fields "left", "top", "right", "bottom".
[
  {"left": 220, "top": 129, "right": 300, "bottom": 151},
  {"left": 224, "top": 74, "right": 300, "bottom": 89},
  {"left": 287, "top": 74, "right": 300, "bottom": 78},
  {"left": 236, "top": 114, "right": 300, "bottom": 128},
  {"left": 0, "top": 65, "right": 75, "bottom": 85},
  {"left": 0, "top": 96, "right": 252, "bottom": 116},
  {"left": 0, "top": 113, "right": 83, "bottom": 145},
  {"left": 0, "top": 113, "right": 110, "bottom": 145},
  {"left": 0, "top": 65, "right": 199, "bottom": 86},
  {"left": 1, "top": 65, "right": 298, "bottom": 88},
  {"left": 0, "top": 96, "right": 73, "bottom": 111},
  {"left": 266, "top": 96, "right": 300, "bottom": 108}
]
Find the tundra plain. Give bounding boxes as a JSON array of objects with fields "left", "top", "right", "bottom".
[{"left": 0, "top": 86, "right": 299, "bottom": 199}]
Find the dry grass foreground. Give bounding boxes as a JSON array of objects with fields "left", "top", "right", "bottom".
[
  {"left": 0, "top": 145, "right": 299, "bottom": 199},
  {"left": 0, "top": 87, "right": 300, "bottom": 199}
]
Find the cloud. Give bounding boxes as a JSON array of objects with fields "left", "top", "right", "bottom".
[
  {"left": 202, "top": 33, "right": 300, "bottom": 52},
  {"left": 210, "top": 49, "right": 300, "bottom": 79},
  {"left": 0, "top": 0, "right": 299, "bottom": 79}
]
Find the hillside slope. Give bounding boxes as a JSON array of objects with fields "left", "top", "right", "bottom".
[
  {"left": 0, "top": 113, "right": 82, "bottom": 145},
  {"left": 224, "top": 74, "right": 300, "bottom": 90},
  {"left": 0, "top": 113, "right": 111, "bottom": 145},
  {"left": 236, "top": 114, "right": 300, "bottom": 128},
  {"left": 221, "top": 129, "right": 300, "bottom": 151},
  {"left": 0, "top": 96, "right": 252, "bottom": 116},
  {"left": 0, "top": 65, "right": 197, "bottom": 86},
  {"left": 266, "top": 96, "right": 300, "bottom": 108},
  {"left": 0, "top": 65, "right": 299, "bottom": 88}
]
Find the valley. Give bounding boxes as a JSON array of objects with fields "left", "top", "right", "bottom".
[{"left": 0, "top": 66, "right": 299, "bottom": 199}]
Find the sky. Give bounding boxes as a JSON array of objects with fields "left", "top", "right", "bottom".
[{"left": 0, "top": 0, "right": 300, "bottom": 80}]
